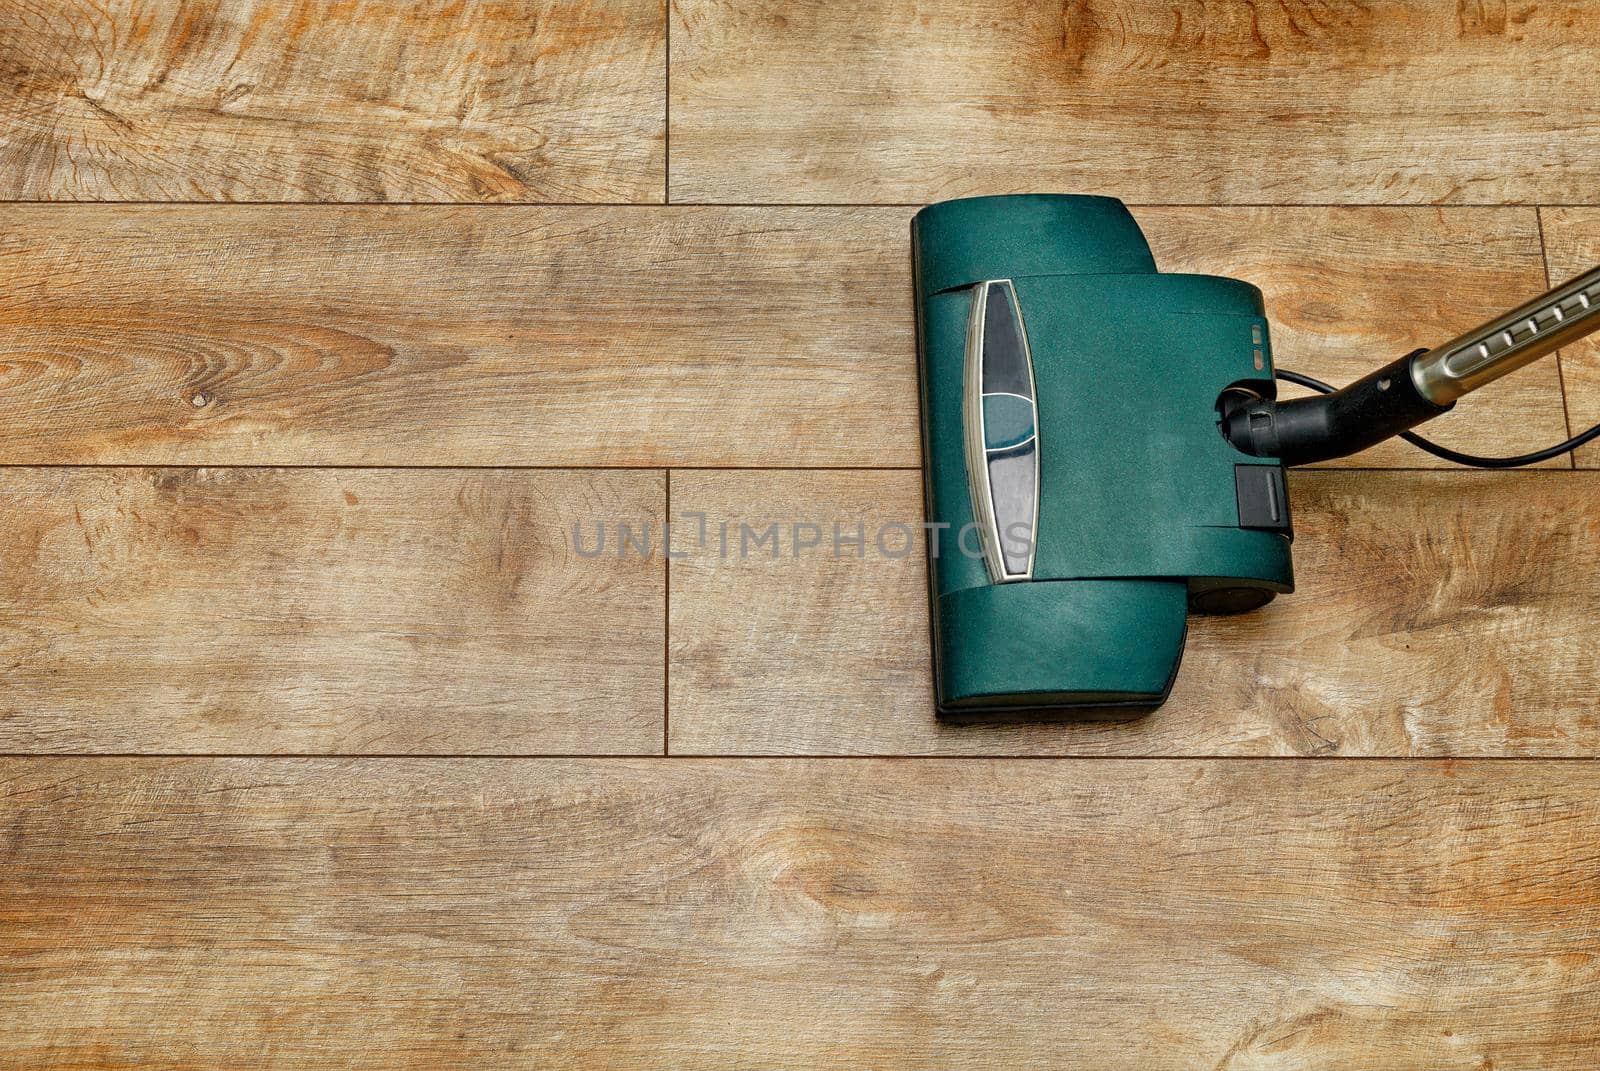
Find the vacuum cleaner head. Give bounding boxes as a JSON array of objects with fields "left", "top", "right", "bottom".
[
  {"left": 912, "top": 194, "right": 1294, "bottom": 720},
  {"left": 913, "top": 195, "right": 1600, "bottom": 720}
]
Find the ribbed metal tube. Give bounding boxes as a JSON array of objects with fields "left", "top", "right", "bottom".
[{"left": 1411, "top": 265, "right": 1600, "bottom": 405}]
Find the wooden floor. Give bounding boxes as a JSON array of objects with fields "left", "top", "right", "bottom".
[{"left": 2, "top": 2, "right": 1599, "bottom": 1067}]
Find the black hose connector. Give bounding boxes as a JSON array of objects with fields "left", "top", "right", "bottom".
[{"left": 1221, "top": 349, "right": 1453, "bottom": 467}]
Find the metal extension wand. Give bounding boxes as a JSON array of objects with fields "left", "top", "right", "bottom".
[{"left": 1223, "top": 266, "right": 1600, "bottom": 466}]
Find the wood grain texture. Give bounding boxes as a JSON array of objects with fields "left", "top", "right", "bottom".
[
  {"left": 670, "top": 0, "right": 1600, "bottom": 204},
  {"left": 0, "top": 205, "right": 1565, "bottom": 467},
  {"left": 3, "top": 758, "right": 1597, "bottom": 1070},
  {"left": 669, "top": 469, "right": 1600, "bottom": 755},
  {"left": 1538, "top": 208, "right": 1600, "bottom": 467},
  {"left": 0, "top": 0, "right": 664, "bottom": 202},
  {"left": 0, "top": 468, "right": 663, "bottom": 754},
  {"left": 0, "top": 204, "right": 915, "bottom": 466}
]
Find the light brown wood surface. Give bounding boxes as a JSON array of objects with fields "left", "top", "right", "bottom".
[
  {"left": 0, "top": 205, "right": 1566, "bottom": 467},
  {"left": 1539, "top": 208, "right": 1600, "bottom": 467},
  {"left": 0, "top": 205, "right": 914, "bottom": 467},
  {"left": 0, "top": 468, "right": 664, "bottom": 754},
  {"left": 0, "top": 0, "right": 665, "bottom": 202},
  {"left": 670, "top": 468, "right": 1600, "bottom": 755},
  {"left": 5, "top": 6, "right": 1600, "bottom": 1066},
  {"left": 3, "top": 758, "right": 1597, "bottom": 1070},
  {"left": 670, "top": 0, "right": 1600, "bottom": 205}
]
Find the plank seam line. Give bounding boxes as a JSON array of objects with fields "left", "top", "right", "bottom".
[
  {"left": 663, "top": 0, "right": 670, "bottom": 205},
  {"left": 0, "top": 200, "right": 1593, "bottom": 206},
  {"left": 0, "top": 464, "right": 1588, "bottom": 475},
  {"left": 5, "top": 201, "right": 1600, "bottom": 209},
  {"left": 0, "top": 464, "right": 917, "bottom": 472},
  {"left": 2, "top": 754, "right": 1598, "bottom": 762},
  {"left": 0, "top": 200, "right": 670, "bottom": 207},
  {"left": 0, "top": 464, "right": 921, "bottom": 473},
  {"left": 663, "top": 468, "right": 672, "bottom": 755}
]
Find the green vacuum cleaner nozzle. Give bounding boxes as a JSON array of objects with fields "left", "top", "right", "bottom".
[
  {"left": 912, "top": 194, "right": 1294, "bottom": 720},
  {"left": 913, "top": 194, "right": 1600, "bottom": 720}
]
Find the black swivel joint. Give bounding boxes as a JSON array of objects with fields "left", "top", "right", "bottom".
[{"left": 1221, "top": 349, "right": 1453, "bottom": 467}]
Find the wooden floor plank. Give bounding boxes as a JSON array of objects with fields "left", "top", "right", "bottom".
[
  {"left": 0, "top": 205, "right": 915, "bottom": 467},
  {"left": 1537, "top": 208, "right": 1600, "bottom": 467},
  {"left": 669, "top": 469, "right": 1600, "bottom": 756},
  {"left": 0, "top": 205, "right": 1565, "bottom": 467},
  {"left": 2, "top": 758, "right": 1596, "bottom": 1069},
  {"left": 0, "top": 0, "right": 664, "bottom": 202},
  {"left": 670, "top": 0, "right": 1600, "bottom": 205},
  {"left": 0, "top": 468, "right": 664, "bottom": 754}
]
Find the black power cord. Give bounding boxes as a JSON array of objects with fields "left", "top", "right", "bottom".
[{"left": 1276, "top": 368, "right": 1600, "bottom": 469}]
